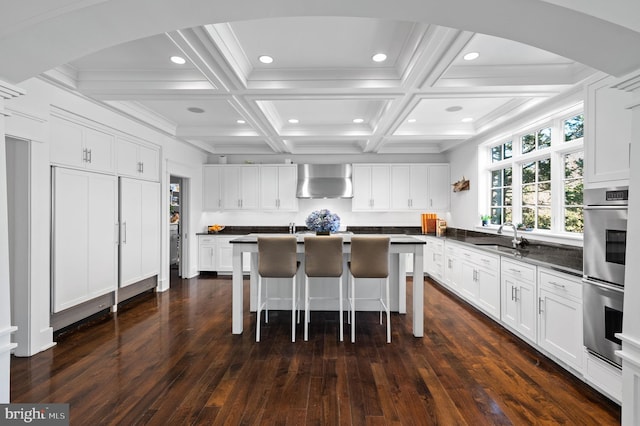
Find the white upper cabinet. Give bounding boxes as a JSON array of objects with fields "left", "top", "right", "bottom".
[
  {"left": 352, "top": 164, "right": 390, "bottom": 211},
  {"left": 203, "top": 165, "right": 222, "bottom": 211},
  {"left": 116, "top": 137, "right": 160, "bottom": 181},
  {"left": 390, "top": 165, "right": 429, "bottom": 210},
  {"left": 427, "top": 164, "right": 450, "bottom": 211},
  {"left": 260, "top": 165, "right": 298, "bottom": 211},
  {"left": 585, "top": 75, "right": 633, "bottom": 187},
  {"left": 50, "top": 115, "right": 115, "bottom": 173},
  {"left": 221, "top": 165, "right": 260, "bottom": 210}
]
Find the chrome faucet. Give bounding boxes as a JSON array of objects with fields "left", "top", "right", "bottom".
[{"left": 497, "top": 222, "right": 521, "bottom": 248}]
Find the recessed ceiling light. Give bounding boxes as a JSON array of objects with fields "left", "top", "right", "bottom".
[
  {"left": 236, "top": 119, "right": 246, "bottom": 124},
  {"left": 461, "top": 117, "right": 474, "bottom": 123},
  {"left": 372, "top": 53, "right": 387, "bottom": 63},
  {"left": 170, "top": 56, "right": 186, "bottom": 65},
  {"left": 446, "top": 106, "right": 463, "bottom": 112},
  {"left": 288, "top": 118, "right": 299, "bottom": 124},
  {"left": 353, "top": 118, "right": 364, "bottom": 124},
  {"left": 463, "top": 52, "right": 479, "bottom": 61},
  {"left": 259, "top": 55, "right": 274, "bottom": 64},
  {"left": 187, "top": 107, "right": 205, "bottom": 113},
  {"left": 407, "top": 118, "right": 417, "bottom": 123}
]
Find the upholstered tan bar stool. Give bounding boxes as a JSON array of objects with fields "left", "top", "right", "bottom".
[
  {"left": 303, "top": 236, "right": 344, "bottom": 341},
  {"left": 256, "top": 236, "right": 300, "bottom": 342},
  {"left": 348, "top": 236, "right": 391, "bottom": 343}
]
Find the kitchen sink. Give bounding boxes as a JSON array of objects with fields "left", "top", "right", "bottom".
[{"left": 473, "top": 243, "right": 529, "bottom": 257}]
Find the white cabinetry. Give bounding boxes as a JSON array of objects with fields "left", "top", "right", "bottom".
[
  {"left": 119, "top": 178, "right": 160, "bottom": 287},
  {"left": 424, "top": 237, "right": 444, "bottom": 282},
  {"left": 260, "top": 165, "right": 298, "bottom": 211},
  {"left": 352, "top": 164, "right": 390, "bottom": 211},
  {"left": 198, "top": 235, "right": 250, "bottom": 273},
  {"left": 427, "top": 164, "right": 450, "bottom": 211},
  {"left": 202, "top": 166, "right": 222, "bottom": 211},
  {"left": 585, "top": 75, "right": 633, "bottom": 187},
  {"left": 198, "top": 235, "right": 217, "bottom": 271},
  {"left": 537, "top": 268, "right": 583, "bottom": 372},
  {"left": 221, "top": 166, "right": 260, "bottom": 210},
  {"left": 52, "top": 168, "right": 118, "bottom": 312},
  {"left": 50, "top": 115, "right": 115, "bottom": 173},
  {"left": 501, "top": 258, "right": 537, "bottom": 344},
  {"left": 390, "top": 165, "right": 428, "bottom": 210},
  {"left": 443, "top": 242, "right": 463, "bottom": 293},
  {"left": 116, "top": 137, "right": 160, "bottom": 181},
  {"left": 459, "top": 247, "right": 500, "bottom": 319}
]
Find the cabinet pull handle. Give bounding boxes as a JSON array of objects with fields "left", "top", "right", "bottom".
[
  {"left": 511, "top": 286, "right": 515, "bottom": 301},
  {"left": 87, "top": 149, "right": 92, "bottom": 163},
  {"left": 514, "top": 287, "right": 519, "bottom": 302},
  {"left": 141, "top": 162, "right": 144, "bottom": 173},
  {"left": 448, "top": 259, "right": 452, "bottom": 268},
  {"left": 122, "top": 222, "right": 127, "bottom": 244},
  {"left": 549, "top": 281, "right": 565, "bottom": 288},
  {"left": 82, "top": 148, "right": 88, "bottom": 162},
  {"left": 538, "top": 297, "right": 544, "bottom": 314},
  {"left": 482, "top": 258, "right": 491, "bottom": 263},
  {"left": 510, "top": 268, "right": 520, "bottom": 273}
]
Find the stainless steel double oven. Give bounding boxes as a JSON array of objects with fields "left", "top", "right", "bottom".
[{"left": 583, "top": 186, "right": 628, "bottom": 367}]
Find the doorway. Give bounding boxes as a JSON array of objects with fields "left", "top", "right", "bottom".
[{"left": 169, "top": 176, "right": 182, "bottom": 278}]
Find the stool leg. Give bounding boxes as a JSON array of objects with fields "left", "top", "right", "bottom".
[
  {"left": 339, "top": 276, "right": 344, "bottom": 342},
  {"left": 256, "top": 275, "right": 262, "bottom": 342},
  {"left": 351, "top": 273, "right": 356, "bottom": 343},
  {"left": 385, "top": 276, "right": 391, "bottom": 343},
  {"left": 304, "top": 275, "right": 310, "bottom": 341},
  {"left": 291, "top": 276, "right": 296, "bottom": 342}
]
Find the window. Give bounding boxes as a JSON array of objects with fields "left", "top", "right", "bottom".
[{"left": 482, "top": 107, "right": 584, "bottom": 236}]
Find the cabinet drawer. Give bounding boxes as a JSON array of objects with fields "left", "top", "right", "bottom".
[
  {"left": 462, "top": 248, "right": 499, "bottom": 270},
  {"left": 501, "top": 258, "right": 536, "bottom": 283},
  {"left": 539, "top": 269, "right": 582, "bottom": 300},
  {"left": 199, "top": 236, "right": 216, "bottom": 245}
]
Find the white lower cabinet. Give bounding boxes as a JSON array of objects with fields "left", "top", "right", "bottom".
[
  {"left": 537, "top": 268, "right": 583, "bottom": 372},
  {"left": 198, "top": 235, "right": 217, "bottom": 271},
  {"left": 458, "top": 247, "right": 500, "bottom": 320},
  {"left": 443, "top": 243, "right": 463, "bottom": 293},
  {"left": 52, "top": 167, "right": 118, "bottom": 312},
  {"left": 501, "top": 258, "right": 537, "bottom": 344},
  {"left": 424, "top": 237, "right": 444, "bottom": 282},
  {"left": 198, "top": 235, "right": 250, "bottom": 273}
]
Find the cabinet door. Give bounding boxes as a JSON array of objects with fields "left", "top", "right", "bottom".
[
  {"left": 444, "top": 246, "right": 462, "bottom": 292},
  {"left": 538, "top": 288, "right": 583, "bottom": 371},
  {"left": 370, "top": 165, "right": 390, "bottom": 210},
  {"left": 427, "top": 164, "right": 450, "bottom": 211},
  {"left": 277, "top": 165, "right": 298, "bottom": 211},
  {"left": 260, "top": 165, "right": 279, "bottom": 210},
  {"left": 239, "top": 166, "right": 260, "bottom": 209},
  {"left": 516, "top": 281, "right": 537, "bottom": 343},
  {"left": 585, "top": 76, "right": 632, "bottom": 186},
  {"left": 409, "top": 165, "right": 429, "bottom": 209},
  {"left": 216, "top": 237, "right": 235, "bottom": 271},
  {"left": 477, "top": 266, "right": 500, "bottom": 319},
  {"left": 390, "top": 165, "right": 411, "bottom": 209},
  {"left": 203, "top": 166, "right": 222, "bottom": 211},
  {"left": 501, "top": 275, "right": 519, "bottom": 331},
  {"left": 50, "top": 117, "right": 84, "bottom": 169},
  {"left": 139, "top": 180, "right": 160, "bottom": 279},
  {"left": 460, "top": 261, "right": 478, "bottom": 301},
  {"left": 221, "top": 167, "right": 241, "bottom": 209},
  {"left": 83, "top": 126, "right": 115, "bottom": 173},
  {"left": 198, "top": 236, "right": 216, "bottom": 271},
  {"left": 352, "top": 165, "right": 372, "bottom": 210},
  {"left": 139, "top": 145, "right": 159, "bottom": 181},
  {"left": 119, "top": 179, "right": 143, "bottom": 287}
]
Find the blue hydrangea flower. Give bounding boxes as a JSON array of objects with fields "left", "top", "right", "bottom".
[{"left": 305, "top": 209, "right": 340, "bottom": 232}]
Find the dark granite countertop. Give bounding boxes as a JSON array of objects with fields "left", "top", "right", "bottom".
[{"left": 196, "top": 226, "right": 582, "bottom": 276}]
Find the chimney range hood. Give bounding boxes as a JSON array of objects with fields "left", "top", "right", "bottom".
[{"left": 296, "top": 164, "right": 353, "bottom": 199}]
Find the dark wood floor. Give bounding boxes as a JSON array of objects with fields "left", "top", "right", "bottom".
[{"left": 11, "top": 272, "right": 620, "bottom": 425}]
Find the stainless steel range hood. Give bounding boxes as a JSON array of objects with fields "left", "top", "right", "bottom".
[{"left": 296, "top": 164, "right": 353, "bottom": 199}]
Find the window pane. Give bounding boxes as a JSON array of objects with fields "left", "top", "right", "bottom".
[
  {"left": 565, "top": 207, "right": 584, "bottom": 232},
  {"left": 522, "top": 207, "right": 535, "bottom": 228},
  {"left": 564, "top": 179, "right": 584, "bottom": 205},
  {"left": 504, "top": 167, "right": 512, "bottom": 186},
  {"left": 537, "top": 127, "right": 551, "bottom": 149},
  {"left": 504, "top": 187, "right": 512, "bottom": 206},
  {"left": 504, "top": 141, "right": 513, "bottom": 159},
  {"left": 537, "top": 182, "right": 551, "bottom": 205},
  {"left": 522, "top": 184, "right": 536, "bottom": 205},
  {"left": 504, "top": 207, "right": 512, "bottom": 223},
  {"left": 522, "top": 162, "right": 535, "bottom": 183},
  {"left": 491, "top": 188, "right": 502, "bottom": 206},
  {"left": 564, "top": 114, "right": 584, "bottom": 142},
  {"left": 491, "top": 146, "right": 502, "bottom": 162},
  {"left": 564, "top": 152, "right": 583, "bottom": 179},
  {"left": 538, "top": 158, "right": 551, "bottom": 181},
  {"left": 491, "top": 170, "right": 502, "bottom": 187},
  {"left": 491, "top": 208, "right": 502, "bottom": 225},
  {"left": 522, "top": 133, "right": 536, "bottom": 154},
  {"left": 538, "top": 207, "right": 551, "bottom": 229}
]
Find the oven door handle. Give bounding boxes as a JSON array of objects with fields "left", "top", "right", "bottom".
[
  {"left": 582, "top": 278, "right": 624, "bottom": 293},
  {"left": 584, "top": 205, "right": 628, "bottom": 211}
]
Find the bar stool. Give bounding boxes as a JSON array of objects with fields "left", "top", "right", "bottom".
[
  {"left": 256, "top": 236, "right": 300, "bottom": 342},
  {"left": 303, "top": 236, "right": 344, "bottom": 341},
  {"left": 348, "top": 236, "right": 391, "bottom": 343}
]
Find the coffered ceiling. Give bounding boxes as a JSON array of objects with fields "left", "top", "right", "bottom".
[{"left": 47, "top": 16, "right": 595, "bottom": 155}]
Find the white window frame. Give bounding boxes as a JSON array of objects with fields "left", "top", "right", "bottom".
[{"left": 479, "top": 104, "right": 584, "bottom": 241}]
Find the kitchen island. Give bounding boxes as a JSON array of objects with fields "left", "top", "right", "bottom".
[{"left": 230, "top": 234, "right": 426, "bottom": 337}]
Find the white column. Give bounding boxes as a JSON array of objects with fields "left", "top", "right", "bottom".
[
  {"left": 613, "top": 71, "right": 640, "bottom": 426},
  {"left": 0, "top": 80, "right": 24, "bottom": 403}
]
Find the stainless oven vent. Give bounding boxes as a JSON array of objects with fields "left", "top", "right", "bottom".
[{"left": 296, "top": 164, "right": 353, "bottom": 199}]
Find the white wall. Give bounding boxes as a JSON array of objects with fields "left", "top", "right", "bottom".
[{"left": 445, "top": 141, "right": 480, "bottom": 230}]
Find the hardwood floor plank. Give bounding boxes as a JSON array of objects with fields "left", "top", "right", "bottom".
[{"left": 9, "top": 273, "right": 620, "bottom": 425}]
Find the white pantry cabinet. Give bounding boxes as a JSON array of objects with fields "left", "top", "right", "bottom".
[
  {"left": 116, "top": 137, "right": 160, "bottom": 181},
  {"left": 52, "top": 167, "right": 118, "bottom": 312},
  {"left": 501, "top": 258, "right": 537, "bottom": 344},
  {"left": 352, "top": 164, "right": 390, "bottom": 211},
  {"left": 220, "top": 165, "right": 260, "bottom": 210},
  {"left": 202, "top": 166, "right": 222, "bottom": 211},
  {"left": 260, "top": 165, "right": 298, "bottom": 211},
  {"left": 50, "top": 115, "right": 115, "bottom": 173},
  {"left": 537, "top": 268, "right": 583, "bottom": 372},
  {"left": 584, "top": 75, "right": 633, "bottom": 187},
  {"left": 119, "top": 178, "right": 161, "bottom": 287}
]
